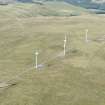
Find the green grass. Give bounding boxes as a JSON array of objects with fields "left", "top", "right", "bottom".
[
  {"left": 0, "top": 3, "right": 105, "bottom": 105},
  {"left": 0, "top": 1, "right": 88, "bottom": 17}
]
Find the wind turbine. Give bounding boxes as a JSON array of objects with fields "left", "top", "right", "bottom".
[
  {"left": 35, "top": 51, "right": 39, "bottom": 69},
  {"left": 64, "top": 35, "right": 67, "bottom": 56}
]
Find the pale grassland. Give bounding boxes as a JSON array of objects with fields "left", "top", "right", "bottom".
[{"left": 0, "top": 3, "right": 105, "bottom": 105}]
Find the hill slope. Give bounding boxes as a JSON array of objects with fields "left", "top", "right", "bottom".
[
  {"left": 0, "top": 10, "right": 105, "bottom": 105},
  {"left": 0, "top": 1, "right": 88, "bottom": 17},
  {"left": 1, "top": 0, "right": 105, "bottom": 13},
  {"left": 1, "top": 0, "right": 105, "bottom": 105},
  {"left": 65, "top": 0, "right": 105, "bottom": 11}
]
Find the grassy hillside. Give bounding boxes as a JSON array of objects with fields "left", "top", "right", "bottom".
[
  {"left": 1, "top": 2, "right": 105, "bottom": 105},
  {"left": 1, "top": 14, "right": 105, "bottom": 105},
  {"left": 64, "top": 0, "right": 105, "bottom": 12},
  {"left": 0, "top": 1, "right": 88, "bottom": 17},
  {"left": 1, "top": 0, "right": 105, "bottom": 12}
]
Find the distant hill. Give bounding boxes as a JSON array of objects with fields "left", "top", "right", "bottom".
[
  {"left": 1, "top": 0, "right": 105, "bottom": 14},
  {"left": 0, "top": 0, "right": 15, "bottom": 4},
  {"left": 92, "top": 0, "right": 105, "bottom": 3},
  {"left": 64, "top": 0, "right": 105, "bottom": 11},
  {"left": 64, "top": 0, "right": 105, "bottom": 14},
  {"left": 17, "top": 0, "right": 105, "bottom": 11},
  {"left": 0, "top": 0, "right": 105, "bottom": 10},
  {"left": 0, "top": 1, "right": 88, "bottom": 17}
]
